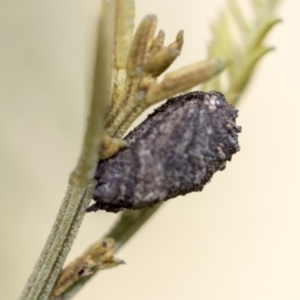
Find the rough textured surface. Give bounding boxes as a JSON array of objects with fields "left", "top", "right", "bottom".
[{"left": 88, "top": 91, "right": 241, "bottom": 213}]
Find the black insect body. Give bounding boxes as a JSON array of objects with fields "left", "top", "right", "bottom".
[{"left": 88, "top": 91, "right": 241, "bottom": 213}]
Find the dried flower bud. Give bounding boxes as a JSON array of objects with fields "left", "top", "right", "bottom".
[{"left": 88, "top": 91, "right": 241, "bottom": 213}]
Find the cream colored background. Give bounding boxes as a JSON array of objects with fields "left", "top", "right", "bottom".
[{"left": 1, "top": 1, "right": 299, "bottom": 299}]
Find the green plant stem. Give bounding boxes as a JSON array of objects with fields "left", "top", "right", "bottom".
[
  {"left": 105, "top": 205, "right": 162, "bottom": 251},
  {"left": 52, "top": 205, "right": 162, "bottom": 300},
  {"left": 19, "top": 1, "right": 115, "bottom": 299}
]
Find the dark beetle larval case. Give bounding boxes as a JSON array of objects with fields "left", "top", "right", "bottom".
[{"left": 88, "top": 91, "right": 241, "bottom": 213}]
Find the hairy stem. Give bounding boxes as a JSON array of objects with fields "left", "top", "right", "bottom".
[
  {"left": 52, "top": 205, "right": 162, "bottom": 300},
  {"left": 19, "top": 1, "right": 115, "bottom": 299}
]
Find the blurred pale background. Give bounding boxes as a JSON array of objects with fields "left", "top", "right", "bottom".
[{"left": 1, "top": 1, "right": 299, "bottom": 299}]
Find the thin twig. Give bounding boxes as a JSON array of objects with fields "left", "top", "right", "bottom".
[
  {"left": 106, "top": 206, "right": 162, "bottom": 251},
  {"left": 19, "top": 1, "right": 115, "bottom": 299},
  {"left": 51, "top": 206, "right": 161, "bottom": 299}
]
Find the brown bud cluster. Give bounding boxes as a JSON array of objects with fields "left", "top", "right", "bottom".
[{"left": 88, "top": 91, "right": 241, "bottom": 213}]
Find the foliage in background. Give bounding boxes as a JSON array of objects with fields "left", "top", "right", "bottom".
[
  {"left": 203, "top": 0, "right": 281, "bottom": 103},
  {"left": 19, "top": 0, "right": 281, "bottom": 299}
]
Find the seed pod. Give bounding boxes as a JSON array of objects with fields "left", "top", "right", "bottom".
[{"left": 88, "top": 91, "right": 241, "bottom": 213}]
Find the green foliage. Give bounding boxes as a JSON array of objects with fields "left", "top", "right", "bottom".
[{"left": 202, "top": 0, "right": 281, "bottom": 104}]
